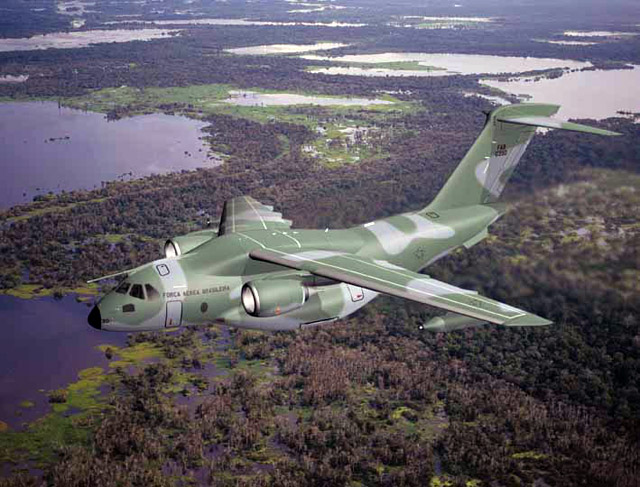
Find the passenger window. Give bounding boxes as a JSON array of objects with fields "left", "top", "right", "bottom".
[
  {"left": 129, "top": 284, "right": 145, "bottom": 300},
  {"left": 123, "top": 304, "right": 135, "bottom": 313},
  {"left": 115, "top": 281, "right": 130, "bottom": 294},
  {"left": 145, "top": 284, "right": 160, "bottom": 301}
]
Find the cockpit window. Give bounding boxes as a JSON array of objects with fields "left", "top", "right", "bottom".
[
  {"left": 115, "top": 281, "right": 131, "bottom": 294},
  {"left": 129, "top": 284, "right": 145, "bottom": 300},
  {"left": 145, "top": 284, "right": 160, "bottom": 301}
]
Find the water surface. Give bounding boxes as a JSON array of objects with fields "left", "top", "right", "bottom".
[
  {"left": 0, "top": 29, "right": 180, "bottom": 53},
  {"left": 57, "top": 0, "right": 96, "bottom": 16},
  {"left": 482, "top": 66, "right": 640, "bottom": 120},
  {"left": 563, "top": 30, "right": 638, "bottom": 37},
  {"left": 288, "top": 4, "right": 347, "bottom": 13},
  {"left": 226, "top": 42, "right": 347, "bottom": 55},
  {"left": 0, "top": 75, "right": 28, "bottom": 84},
  {"left": 309, "top": 66, "right": 452, "bottom": 77},
  {"left": 538, "top": 40, "right": 597, "bottom": 46},
  {"left": 302, "top": 53, "right": 591, "bottom": 76},
  {"left": 0, "top": 102, "right": 213, "bottom": 207},
  {"left": 0, "top": 295, "right": 128, "bottom": 429},
  {"left": 106, "top": 18, "right": 366, "bottom": 27}
]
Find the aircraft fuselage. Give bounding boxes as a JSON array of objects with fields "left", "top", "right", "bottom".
[{"left": 89, "top": 205, "right": 499, "bottom": 332}]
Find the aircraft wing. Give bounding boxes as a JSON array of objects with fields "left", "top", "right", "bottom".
[
  {"left": 250, "top": 249, "right": 551, "bottom": 327},
  {"left": 218, "top": 196, "right": 292, "bottom": 235}
]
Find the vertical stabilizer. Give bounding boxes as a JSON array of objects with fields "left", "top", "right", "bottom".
[{"left": 426, "top": 103, "right": 619, "bottom": 212}]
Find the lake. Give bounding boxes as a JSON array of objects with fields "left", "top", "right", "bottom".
[
  {"left": 58, "top": 0, "right": 95, "bottom": 16},
  {"left": 226, "top": 42, "right": 348, "bottom": 55},
  {"left": 106, "top": 18, "right": 367, "bottom": 27},
  {"left": 563, "top": 30, "right": 638, "bottom": 38},
  {"left": 223, "top": 90, "right": 394, "bottom": 107},
  {"left": 0, "top": 295, "right": 128, "bottom": 429},
  {"left": 537, "top": 40, "right": 598, "bottom": 46},
  {"left": 303, "top": 53, "right": 591, "bottom": 76},
  {"left": 392, "top": 15, "right": 494, "bottom": 29},
  {"left": 0, "top": 29, "right": 180, "bottom": 53},
  {"left": 481, "top": 66, "right": 640, "bottom": 120},
  {"left": 0, "top": 76, "right": 28, "bottom": 84},
  {"left": 308, "top": 66, "right": 453, "bottom": 77},
  {"left": 0, "top": 102, "right": 214, "bottom": 208},
  {"left": 287, "top": 3, "right": 348, "bottom": 13}
]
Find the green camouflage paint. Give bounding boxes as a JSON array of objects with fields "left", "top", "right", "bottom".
[{"left": 87, "top": 104, "right": 619, "bottom": 333}]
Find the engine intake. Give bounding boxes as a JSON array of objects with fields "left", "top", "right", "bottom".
[
  {"left": 164, "top": 231, "right": 216, "bottom": 258},
  {"left": 241, "top": 280, "right": 309, "bottom": 317}
]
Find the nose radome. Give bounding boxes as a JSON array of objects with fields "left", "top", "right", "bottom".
[{"left": 88, "top": 305, "right": 102, "bottom": 330}]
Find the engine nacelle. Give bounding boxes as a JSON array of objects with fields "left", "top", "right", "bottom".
[
  {"left": 164, "top": 230, "right": 217, "bottom": 258},
  {"left": 241, "top": 279, "right": 309, "bottom": 317},
  {"left": 421, "top": 312, "right": 487, "bottom": 333}
]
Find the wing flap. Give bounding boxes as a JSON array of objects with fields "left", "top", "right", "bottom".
[{"left": 250, "top": 248, "right": 551, "bottom": 326}]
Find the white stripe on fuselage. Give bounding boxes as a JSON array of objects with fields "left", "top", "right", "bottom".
[{"left": 154, "top": 257, "right": 188, "bottom": 298}]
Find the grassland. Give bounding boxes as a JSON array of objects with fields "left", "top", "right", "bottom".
[
  {"left": 0, "top": 331, "right": 221, "bottom": 466},
  {"left": 61, "top": 84, "right": 415, "bottom": 167},
  {"left": 0, "top": 365, "right": 108, "bottom": 465},
  {"left": 0, "top": 282, "right": 101, "bottom": 300}
]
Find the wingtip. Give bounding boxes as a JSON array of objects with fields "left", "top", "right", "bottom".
[
  {"left": 504, "top": 314, "right": 553, "bottom": 327},
  {"left": 595, "top": 128, "right": 623, "bottom": 137}
]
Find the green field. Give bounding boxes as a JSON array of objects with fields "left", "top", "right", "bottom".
[{"left": 61, "top": 84, "right": 415, "bottom": 167}]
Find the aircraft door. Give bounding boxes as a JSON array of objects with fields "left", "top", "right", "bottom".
[{"left": 166, "top": 301, "right": 183, "bottom": 327}]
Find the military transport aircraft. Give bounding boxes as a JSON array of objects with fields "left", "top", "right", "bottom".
[{"left": 88, "top": 103, "right": 619, "bottom": 333}]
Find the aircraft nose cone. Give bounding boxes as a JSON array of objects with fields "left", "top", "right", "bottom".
[{"left": 87, "top": 306, "right": 102, "bottom": 330}]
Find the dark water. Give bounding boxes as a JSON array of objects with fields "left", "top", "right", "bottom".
[
  {"left": 0, "top": 295, "right": 128, "bottom": 429},
  {"left": 0, "top": 101, "right": 215, "bottom": 208}
]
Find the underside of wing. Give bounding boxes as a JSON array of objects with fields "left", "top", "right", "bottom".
[
  {"left": 250, "top": 248, "right": 551, "bottom": 327},
  {"left": 218, "top": 196, "right": 292, "bottom": 235}
]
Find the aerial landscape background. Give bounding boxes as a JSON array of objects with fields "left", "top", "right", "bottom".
[{"left": 0, "top": 0, "right": 639, "bottom": 485}]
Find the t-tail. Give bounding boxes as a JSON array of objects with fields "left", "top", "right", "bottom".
[{"left": 426, "top": 103, "right": 620, "bottom": 212}]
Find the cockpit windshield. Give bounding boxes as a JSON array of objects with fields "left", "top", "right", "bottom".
[
  {"left": 115, "top": 280, "right": 160, "bottom": 302},
  {"left": 115, "top": 281, "right": 131, "bottom": 294},
  {"left": 145, "top": 284, "right": 160, "bottom": 301},
  {"left": 116, "top": 282, "right": 162, "bottom": 302},
  {"left": 129, "top": 284, "right": 145, "bottom": 300}
]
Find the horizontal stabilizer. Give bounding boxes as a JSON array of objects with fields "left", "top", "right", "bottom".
[{"left": 497, "top": 116, "right": 621, "bottom": 136}]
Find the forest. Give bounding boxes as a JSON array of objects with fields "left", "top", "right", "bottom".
[{"left": 1, "top": 0, "right": 639, "bottom": 484}]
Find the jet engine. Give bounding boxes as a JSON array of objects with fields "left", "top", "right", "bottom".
[
  {"left": 241, "top": 280, "right": 309, "bottom": 317},
  {"left": 164, "top": 230, "right": 217, "bottom": 258}
]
